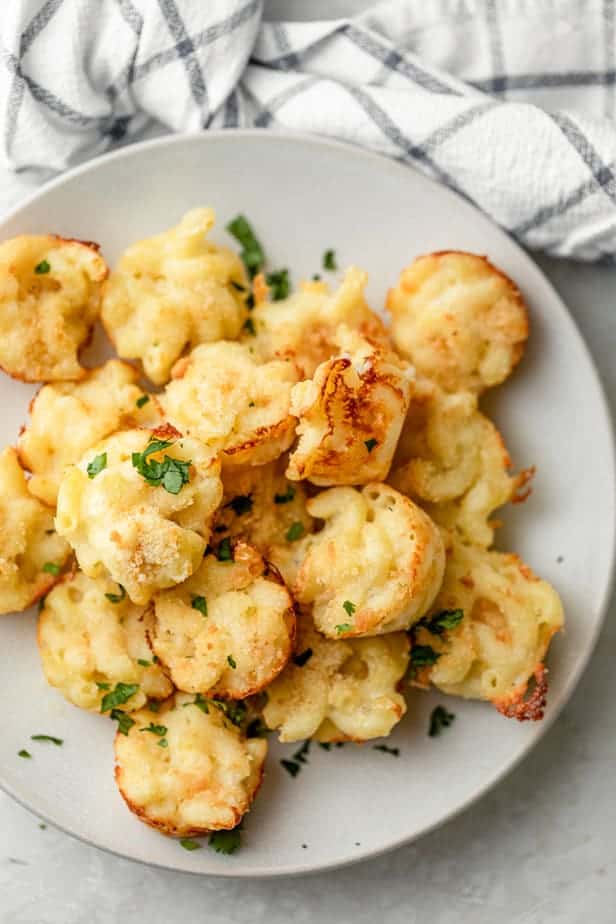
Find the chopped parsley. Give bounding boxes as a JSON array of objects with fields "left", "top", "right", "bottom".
[
  {"left": 227, "top": 494, "right": 253, "bottom": 516},
  {"left": 227, "top": 654, "right": 237, "bottom": 670},
  {"left": 274, "top": 485, "right": 295, "bottom": 504},
  {"left": 137, "top": 658, "right": 151, "bottom": 668},
  {"left": 147, "top": 699, "right": 161, "bottom": 712},
  {"left": 335, "top": 623, "right": 352, "bottom": 634},
  {"left": 96, "top": 681, "right": 111, "bottom": 690},
  {"left": 140, "top": 723, "right": 168, "bottom": 737},
  {"left": 42, "top": 562, "right": 60, "bottom": 576},
  {"left": 180, "top": 838, "right": 202, "bottom": 851},
  {"left": 246, "top": 717, "right": 270, "bottom": 738},
  {"left": 226, "top": 215, "right": 265, "bottom": 277},
  {"left": 18, "top": 749, "right": 31, "bottom": 759},
  {"left": 265, "top": 268, "right": 290, "bottom": 300},
  {"left": 318, "top": 742, "right": 331, "bottom": 751},
  {"left": 190, "top": 693, "right": 210, "bottom": 714},
  {"left": 39, "top": 823, "right": 47, "bottom": 830},
  {"left": 37, "top": 596, "right": 46, "bottom": 613},
  {"left": 34, "top": 259, "right": 50, "bottom": 274},
  {"left": 231, "top": 280, "right": 246, "bottom": 293},
  {"left": 248, "top": 401, "right": 255, "bottom": 408},
  {"left": 422, "top": 609, "right": 464, "bottom": 635},
  {"left": 216, "top": 537, "right": 233, "bottom": 562},
  {"left": 191, "top": 595, "right": 208, "bottom": 617},
  {"left": 209, "top": 825, "right": 242, "bottom": 855},
  {"left": 243, "top": 317, "right": 256, "bottom": 336},
  {"left": 293, "top": 648, "right": 313, "bottom": 667},
  {"left": 364, "top": 438, "right": 378, "bottom": 453},
  {"left": 342, "top": 600, "right": 356, "bottom": 618},
  {"left": 136, "top": 394, "right": 150, "bottom": 409},
  {"left": 87, "top": 452, "right": 107, "bottom": 479},
  {"left": 157, "top": 738, "right": 168, "bottom": 748},
  {"left": 373, "top": 744, "right": 400, "bottom": 757},
  {"left": 214, "top": 699, "right": 247, "bottom": 727},
  {"left": 285, "top": 521, "right": 304, "bottom": 542},
  {"left": 31, "top": 734, "right": 63, "bottom": 746},
  {"left": 312, "top": 273, "right": 321, "bottom": 281},
  {"left": 281, "top": 739, "right": 311, "bottom": 778},
  {"left": 110, "top": 709, "right": 135, "bottom": 735},
  {"left": 100, "top": 682, "right": 139, "bottom": 713},
  {"left": 131, "top": 438, "right": 191, "bottom": 495},
  {"left": 429, "top": 705, "right": 455, "bottom": 737},
  {"left": 323, "top": 249, "right": 337, "bottom": 271},
  {"left": 104, "top": 584, "right": 126, "bottom": 604},
  {"left": 410, "top": 645, "right": 440, "bottom": 668}
]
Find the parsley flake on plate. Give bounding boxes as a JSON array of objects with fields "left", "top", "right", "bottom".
[
  {"left": 323, "top": 249, "right": 337, "bottom": 271},
  {"left": 373, "top": 744, "right": 400, "bottom": 757},
  {"left": 210, "top": 825, "right": 242, "bottom": 855},
  {"left": 429, "top": 705, "right": 456, "bottom": 737},
  {"left": 18, "top": 749, "right": 31, "bottom": 759},
  {"left": 280, "top": 739, "right": 311, "bottom": 778},
  {"left": 87, "top": 452, "right": 107, "bottom": 479},
  {"left": 31, "top": 734, "right": 63, "bottom": 746},
  {"left": 180, "top": 837, "right": 202, "bottom": 851}
]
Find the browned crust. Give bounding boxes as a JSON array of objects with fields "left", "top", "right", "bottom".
[
  {"left": 222, "top": 416, "right": 296, "bottom": 463},
  {"left": 151, "top": 422, "right": 183, "bottom": 442},
  {"left": 512, "top": 465, "right": 535, "bottom": 504},
  {"left": 494, "top": 663, "right": 549, "bottom": 721}
]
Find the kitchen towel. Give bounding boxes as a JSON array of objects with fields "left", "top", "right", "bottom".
[{"left": 2, "top": 0, "right": 616, "bottom": 261}]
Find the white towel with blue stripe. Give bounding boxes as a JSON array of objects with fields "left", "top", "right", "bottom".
[{"left": 2, "top": 0, "right": 616, "bottom": 261}]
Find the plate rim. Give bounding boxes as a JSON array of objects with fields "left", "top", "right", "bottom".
[{"left": 0, "top": 128, "right": 614, "bottom": 878}]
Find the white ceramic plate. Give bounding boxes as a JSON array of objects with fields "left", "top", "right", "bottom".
[{"left": 0, "top": 131, "right": 613, "bottom": 878}]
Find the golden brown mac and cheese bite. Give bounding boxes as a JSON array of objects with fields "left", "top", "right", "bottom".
[
  {"left": 150, "top": 540, "right": 295, "bottom": 699},
  {"left": 55, "top": 426, "right": 222, "bottom": 605},
  {"left": 387, "top": 251, "right": 528, "bottom": 393},
  {"left": 263, "top": 612, "right": 409, "bottom": 743},
  {"left": 101, "top": 209, "right": 248, "bottom": 385},
  {"left": 0, "top": 234, "right": 107, "bottom": 382},
  {"left": 411, "top": 540, "right": 564, "bottom": 720},
  {"left": 290, "top": 483, "right": 445, "bottom": 638},
  {"left": 114, "top": 693, "right": 267, "bottom": 836},
  {"left": 0, "top": 447, "right": 71, "bottom": 615},
  {"left": 18, "top": 360, "right": 161, "bottom": 507},
  {"left": 249, "top": 267, "right": 389, "bottom": 378},
  {"left": 287, "top": 324, "right": 414, "bottom": 486},
  {"left": 390, "top": 379, "right": 532, "bottom": 547},
  {"left": 162, "top": 341, "right": 298, "bottom": 467},
  {"left": 38, "top": 570, "right": 172, "bottom": 711}
]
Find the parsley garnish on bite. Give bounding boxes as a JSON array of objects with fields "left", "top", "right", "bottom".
[
  {"left": 216, "top": 537, "right": 234, "bottom": 562},
  {"left": 243, "top": 317, "right": 256, "bottom": 336},
  {"left": 323, "top": 249, "right": 337, "bottom": 271},
  {"left": 110, "top": 709, "right": 135, "bottom": 735},
  {"left": 342, "top": 600, "right": 356, "bottom": 618},
  {"left": 137, "top": 658, "right": 151, "bottom": 668},
  {"left": 410, "top": 645, "right": 440, "bottom": 667},
  {"left": 265, "top": 268, "right": 290, "bottom": 301},
  {"left": 227, "top": 654, "right": 237, "bottom": 670},
  {"left": 136, "top": 394, "right": 150, "bottom": 409},
  {"left": 285, "top": 521, "right": 304, "bottom": 542},
  {"left": 105, "top": 584, "right": 126, "bottom": 604},
  {"left": 96, "top": 681, "right": 111, "bottom": 690},
  {"left": 34, "top": 259, "right": 50, "bottom": 275},
  {"left": 274, "top": 485, "right": 295, "bottom": 504},
  {"left": 140, "top": 723, "right": 168, "bottom": 737},
  {"left": 364, "top": 438, "right": 378, "bottom": 453},
  {"left": 87, "top": 452, "right": 107, "bottom": 479},
  {"left": 246, "top": 717, "right": 270, "bottom": 738},
  {"left": 31, "top": 734, "right": 63, "bottom": 746},
  {"left": 335, "top": 623, "right": 352, "bottom": 634},
  {"left": 210, "top": 825, "right": 242, "bottom": 855},
  {"left": 293, "top": 648, "right": 313, "bottom": 667},
  {"left": 227, "top": 495, "right": 253, "bottom": 516},
  {"left": 191, "top": 595, "right": 208, "bottom": 617},
  {"left": 429, "top": 705, "right": 455, "bottom": 737},
  {"left": 42, "top": 562, "right": 60, "bottom": 576},
  {"left": 226, "top": 215, "right": 265, "bottom": 277},
  {"left": 100, "top": 682, "right": 139, "bottom": 713},
  {"left": 422, "top": 609, "right": 464, "bottom": 634},
  {"left": 131, "top": 437, "right": 191, "bottom": 495}
]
